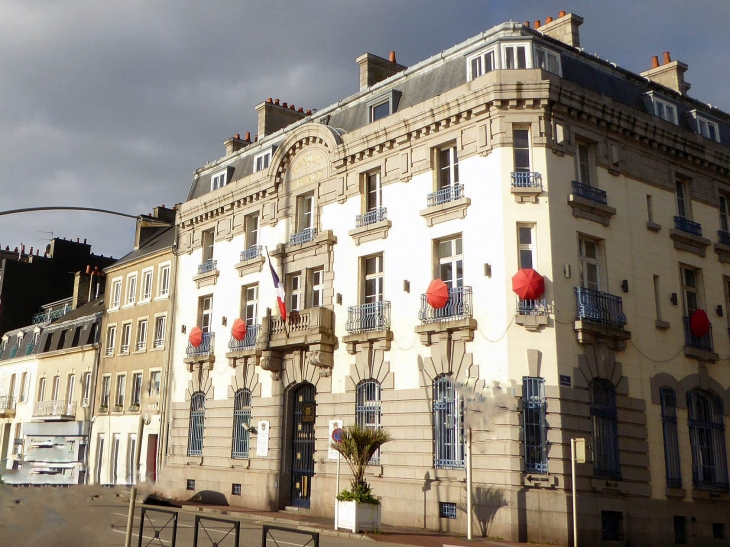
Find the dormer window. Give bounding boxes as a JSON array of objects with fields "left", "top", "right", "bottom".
[
  {"left": 534, "top": 47, "right": 561, "bottom": 75},
  {"left": 698, "top": 118, "right": 720, "bottom": 142},
  {"left": 367, "top": 90, "right": 401, "bottom": 123},
  {"left": 211, "top": 171, "right": 227, "bottom": 190},
  {"left": 653, "top": 97, "right": 678, "bottom": 125},
  {"left": 254, "top": 149, "right": 272, "bottom": 172},
  {"left": 467, "top": 49, "right": 495, "bottom": 80},
  {"left": 502, "top": 43, "right": 528, "bottom": 69}
]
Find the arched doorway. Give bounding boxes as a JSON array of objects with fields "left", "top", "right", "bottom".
[{"left": 289, "top": 382, "right": 316, "bottom": 508}]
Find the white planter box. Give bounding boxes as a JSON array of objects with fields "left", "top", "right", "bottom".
[{"left": 335, "top": 499, "right": 381, "bottom": 532}]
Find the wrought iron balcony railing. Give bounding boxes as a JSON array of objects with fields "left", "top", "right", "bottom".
[
  {"left": 674, "top": 216, "right": 702, "bottom": 236},
  {"left": 419, "top": 286, "right": 473, "bottom": 323},
  {"left": 427, "top": 184, "right": 464, "bottom": 207},
  {"left": 33, "top": 400, "right": 76, "bottom": 418},
  {"left": 240, "top": 245, "right": 262, "bottom": 261},
  {"left": 153, "top": 337, "right": 165, "bottom": 349},
  {"left": 228, "top": 324, "right": 260, "bottom": 351},
  {"left": 517, "top": 297, "right": 549, "bottom": 316},
  {"left": 575, "top": 287, "right": 626, "bottom": 329},
  {"left": 289, "top": 227, "right": 316, "bottom": 246},
  {"left": 571, "top": 180, "right": 607, "bottom": 205},
  {"left": 511, "top": 172, "right": 542, "bottom": 188},
  {"left": 120, "top": 344, "right": 130, "bottom": 354},
  {"left": 683, "top": 316, "right": 714, "bottom": 352},
  {"left": 186, "top": 332, "right": 215, "bottom": 357},
  {"left": 198, "top": 259, "right": 217, "bottom": 274},
  {"left": 355, "top": 207, "right": 387, "bottom": 228},
  {"left": 32, "top": 304, "right": 73, "bottom": 325},
  {"left": 346, "top": 301, "right": 391, "bottom": 334},
  {"left": 718, "top": 230, "right": 730, "bottom": 246},
  {"left": 0, "top": 396, "right": 16, "bottom": 411},
  {"left": 136, "top": 341, "right": 146, "bottom": 351}
]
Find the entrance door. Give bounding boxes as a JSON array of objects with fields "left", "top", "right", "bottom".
[
  {"left": 289, "top": 383, "right": 316, "bottom": 508},
  {"left": 146, "top": 434, "right": 158, "bottom": 483}
]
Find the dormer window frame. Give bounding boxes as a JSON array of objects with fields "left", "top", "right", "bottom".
[
  {"left": 210, "top": 165, "right": 235, "bottom": 191},
  {"left": 501, "top": 42, "right": 531, "bottom": 70},
  {"left": 466, "top": 47, "right": 496, "bottom": 81},
  {"left": 254, "top": 148, "right": 274, "bottom": 173},
  {"left": 367, "top": 90, "right": 402, "bottom": 123},
  {"left": 688, "top": 110, "right": 721, "bottom": 143},
  {"left": 649, "top": 93, "right": 679, "bottom": 125},
  {"left": 534, "top": 45, "right": 561, "bottom": 76}
]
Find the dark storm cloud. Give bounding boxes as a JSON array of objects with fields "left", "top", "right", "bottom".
[{"left": 1, "top": 0, "right": 728, "bottom": 258}]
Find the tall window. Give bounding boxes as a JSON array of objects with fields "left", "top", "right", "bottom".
[
  {"left": 245, "top": 214, "right": 259, "bottom": 249},
  {"left": 438, "top": 237, "right": 463, "bottom": 289},
  {"left": 136, "top": 319, "right": 148, "bottom": 351},
  {"left": 675, "top": 176, "right": 690, "bottom": 218},
  {"left": 188, "top": 391, "right": 206, "bottom": 456},
  {"left": 120, "top": 323, "right": 132, "bottom": 354},
  {"left": 288, "top": 273, "right": 302, "bottom": 312},
  {"left": 687, "top": 390, "right": 729, "bottom": 490},
  {"left": 51, "top": 375, "right": 60, "bottom": 400},
  {"left": 200, "top": 296, "right": 213, "bottom": 333},
  {"left": 517, "top": 224, "right": 535, "bottom": 270},
  {"left": 523, "top": 377, "right": 547, "bottom": 473},
  {"left": 149, "top": 370, "right": 161, "bottom": 397},
  {"left": 366, "top": 171, "right": 382, "bottom": 212},
  {"left": 95, "top": 435, "right": 105, "bottom": 484},
  {"left": 242, "top": 285, "right": 258, "bottom": 325},
  {"left": 66, "top": 374, "right": 75, "bottom": 404},
  {"left": 310, "top": 269, "right": 324, "bottom": 308},
  {"left": 202, "top": 229, "right": 215, "bottom": 263},
  {"left": 363, "top": 255, "right": 384, "bottom": 304},
  {"left": 590, "top": 379, "right": 620, "bottom": 480},
  {"left": 100, "top": 376, "right": 111, "bottom": 408},
  {"left": 111, "top": 434, "right": 120, "bottom": 484},
  {"left": 153, "top": 316, "right": 166, "bottom": 348},
  {"left": 720, "top": 195, "right": 730, "bottom": 233},
  {"left": 131, "top": 373, "right": 143, "bottom": 407},
  {"left": 503, "top": 44, "right": 527, "bottom": 69},
  {"left": 576, "top": 142, "right": 593, "bottom": 185},
  {"left": 37, "top": 377, "right": 46, "bottom": 402},
  {"left": 18, "top": 372, "right": 27, "bottom": 402},
  {"left": 232, "top": 388, "right": 252, "bottom": 459},
  {"left": 127, "top": 434, "right": 137, "bottom": 485},
  {"left": 111, "top": 280, "right": 122, "bottom": 309},
  {"left": 82, "top": 372, "right": 91, "bottom": 405},
  {"left": 660, "top": 387, "right": 682, "bottom": 488},
  {"left": 141, "top": 270, "right": 153, "bottom": 301},
  {"left": 579, "top": 236, "right": 601, "bottom": 291},
  {"left": 513, "top": 129, "right": 530, "bottom": 173},
  {"left": 433, "top": 375, "right": 464, "bottom": 469},
  {"left": 680, "top": 266, "right": 700, "bottom": 317},
  {"left": 438, "top": 146, "right": 459, "bottom": 190},
  {"left": 356, "top": 380, "right": 382, "bottom": 462},
  {"left": 115, "top": 374, "right": 126, "bottom": 409},
  {"left": 126, "top": 274, "right": 137, "bottom": 305},
  {"left": 158, "top": 264, "right": 170, "bottom": 297},
  {"left": 297, "top": 193, "right": 314, "bottom": 232}
]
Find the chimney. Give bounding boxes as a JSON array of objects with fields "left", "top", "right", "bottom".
[
  {"left": 223, "top": 133, "right": 248, "bottom": 156},
  {"left": 73, "top": 270, "right": 91, "bottom": 309},
  {"left": 640, "top": 51, "right": 691, "bottom": 96},
  {"left": 255, "top": 98, "right": 307, "bottom": 138},
  {"left": 152, "top": 205, "right": 176, "bottom": 224},
  {"left": 355, "top": 52, "right": 407, "bottom": 91},
  {"left": 539, "top": 11, "right": 583, "bottom": 48}
]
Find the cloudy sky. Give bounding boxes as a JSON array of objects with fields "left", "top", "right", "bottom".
[{"left": 1, "top": 0, "right": 728, "bottom": 260}]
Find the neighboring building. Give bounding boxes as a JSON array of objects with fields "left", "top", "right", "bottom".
[
  {"left": 159, "top": 12, "right": 730, "bottom": 546},
  {"left": 0, "top": 238, "right": 114, "bottom": 336},
  {"left": 89, "top": 207, "right": 175, "bottom": 486}
]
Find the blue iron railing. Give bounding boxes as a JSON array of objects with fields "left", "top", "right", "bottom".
[
  {"left": 511, "top": 172, "right": 542, "bottom": 188},
  {"left": 427, "top": 184, "right": 464, "bottom": 206},
  {"left": 575, "top": 287, "right": 626, "bottom": 328},
  {"left": 718, "top": 230, "right": 730, "bottom": 246},
  {"left": 290, "top": 227, "right": 316, "bottom": 246},
  {"left": 683, "top": 316, "right": 714, "bottom": 352},
  {"left": 571, "top": 180, "right": 607, "bottom": 204},
  {"left": 32, "top": 304, "right": 73, "bottom": 325},
  {"left": 240, "top": 245, "right": 262, "bottom": 261},
  {"left": 228, "top": 324, "right": 260, "bottom": 351},
  {"left": 674, "top": 216, "right": 702, "bottom": 236},
  {"left": 197, "top": 259, "right": 217, "bottom": 274},
  {"left": 419, "top": 286, "right": 472, "bottom": 323},
  {"left": 186, "top": 332, "right": 215, "bottom": 357},
  {"left": 355, "top": 207, "right": 387, "bottom": 227},
  {"left": 346, "top": 301, "right": 390, "bottom": 334},
  {"left": 517, "top": 297, "right": 548, "bottom": 316}
]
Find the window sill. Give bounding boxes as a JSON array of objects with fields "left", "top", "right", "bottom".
[
  {"left": 669, "top": 229, "right": 711, "bottom": 257},
  {"left": 154, "top": 294, "right": 170, "bottom": 301},
  {"left": 646, "top": 221, "right": 661, "bottom": 232},
  {"left": 692, "top": 488, "right": 730, "bottom": 501},
  {"left": 234, "top": 255, "right": 265, "bottom": 277},
  {"left": 714, "top": 241, "right": 730, "bottom": 264},
  {"left": 419, "top": 196, "right": 471, "bottom": 227},
  {"left": 683, "top": 345, "right": 719, "bottom": 363},
  {"left": 567, "top": 194, "right": 616, "bottom": 226},
  {"left": 665, "top": 487, "right": 686, "bottom": 499},
  {"left": 515, "top": 313, "right": 549, "bottom": 331},
  {"left": 510, "top": 185, "right": 542, "bottom": 204},
  {"left": 192, "top": 268, "right": 220, "bottom": 289},
  {"left": 655, "top": 320, "right": 670, "bottom": 330},
  {"left": 122, "top": 303, "right": 136, "bottom": 310},
  {"left": 348, "top": 219, "right": 392, "bottom": 246},
  {"left": 415, "top": 317, "right": 476, "bottom": 347}
]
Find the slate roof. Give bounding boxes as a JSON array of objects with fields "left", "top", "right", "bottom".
[{"left": 105, "top": 226, "right": 175, "bottom": 271}]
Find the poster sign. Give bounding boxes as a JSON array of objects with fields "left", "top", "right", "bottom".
[
  {"left": 302, "top": 403, "right": 316, "bottom": 423},
  {"left": 328, "top": 419, "right": 343, "bottom": 460},
  {"left": 256, "top": 420, "right": 270, "bottom": 457}
]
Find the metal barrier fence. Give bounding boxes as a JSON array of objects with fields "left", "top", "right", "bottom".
[
  {"left": 138, "top": 507, "right": 178, "bottom": 547},
  {"left": 261, "top": 525, "right": 319, "bottom": 547},
  {"left": 194, "top": 515, "right": 240, "bottom": 547}
]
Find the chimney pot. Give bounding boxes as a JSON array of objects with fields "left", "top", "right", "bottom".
[
  {"left": 245, "top": 131, "right": 251, "bottom": 141},
  {"left": 254, "top": 134, "right": 258, "bottom": 141},
  {"left": 534, "top": 20, "right": 541, "bottom": 28},
  {"left": 651, "top": 55, "right": 659, "bottom": 69},
  {"left": 289, "top": 104, "right": 295, "bottom": 110},
  {"left": 298, "top": 107, "right": 304, "bottom": 113},
  {"left": 389, "top": 51, "right": 396, "bottom": 63},
  {"left": 267, "top": 97, "right": 273, "bottom": 103},
  {"left": 306, "top": 109, "right": 312, "bottom": 115},
  {"left": 274, "top": 99, "right": 280, "bottom": 105},
  {"left": 282, "top": 102, "right": 288, "bottom": 108},
  {"left": 234, "top": 134, "right": 240, "bottom": 139},
  {"left": 545, "top": 16, "right": 553, "bottom": 23},
  {"left": 559, "top": 10, "right": 566, "bottom": 17},
  {"left": 663, "top": 51, "right": 671, "bottom": 64},
  {"left": 523, "top": 20, "right": 530, "bottom": 27},
  {"left": 84, "top": 238, "right": 87, "bottom": 244}
]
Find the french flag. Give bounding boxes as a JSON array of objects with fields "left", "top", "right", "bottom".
[{"left": 268, "top": 256, "right": 287, "bottom": 321}]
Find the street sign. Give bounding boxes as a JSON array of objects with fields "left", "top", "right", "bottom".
[
  {"left": 328, "top": 419, "right": 342, "bottom": 460},
  {"left": 332, "top": 428, "right": 343, "bottom": 442}
]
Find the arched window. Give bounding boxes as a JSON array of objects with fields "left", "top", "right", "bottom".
[
  {"left": 590, "top": 379, "right": 620, "bottom": 480},
  {"left": 356, "top": 380, "right": 382, "bottom": 463},
  {"left": 433, "top": 375, "right": 464, "bottom": 469},
  {"left": 687, "top": 390, "right": 729, "bottom": 491},
  {"left": 232, "top": 388, "right": 252, "bottom": 459},
  {"left": 187, "top": 391, "right": 205, "bottom": 457},
  {"left": 660, "top": 387, "right": 682, "bottom": 488}
]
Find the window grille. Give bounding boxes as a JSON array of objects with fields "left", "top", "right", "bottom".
[
  {"left": 232, "top": 389, "right": 252, "bottom": 459},
  {"left": 660, "top": 387, "right": 682, "bottom": 488},
  {"left": 601, "top": 511, "right": 624, "bottom": 541},
  {"left": 687, "top": 390, "right": 729, "bottom": 491},
  {"left": 439, "top": 502, "right": 457, "bottom": 519},
  {"left": 522, "top": 377, "right": 547, "bottom": 473},
  {"left": 356, "top": 380, "right": 382, "bottom": 463},
  {"left": 232, "top": 483, "right": 242, "bottom": 496},
  {"left": 590, "top": 379, "right": 620, "bottom": 480},
  {"left": 433, "top": 375, "right": 464, "bottom": 469},
  {"left": 187, "top": 392, "right": 205, "bottom": 457},
  {"left": 186, "top": 479, "right": 195, "bottom": 490}
]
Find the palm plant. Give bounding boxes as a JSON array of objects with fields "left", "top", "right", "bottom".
[{"left": 331, "top": 425, "right": 391, "bottom": 504}]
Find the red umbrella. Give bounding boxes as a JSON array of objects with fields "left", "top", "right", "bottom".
[
  {"left": 512, "top": 268, "right": 545, "bottom": 300},
  {"left": 427, "top": 279, "right": 450, "bottom": 309},
  {"left": 189, "top": 326, "right": 203, "bottom": 347},
  {"left": 690, "top": 309, "right": 710, "bottom": 338},
  {"left": 231, "top": 318, "right": 247, "bottom": 341}
]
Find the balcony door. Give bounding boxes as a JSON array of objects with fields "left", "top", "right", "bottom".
[
  {"left": 438, "top": 238, "right": 463, "bottom": 290},
  {"left": 579, "top": 237, "right": 601, "bottom": 292}
]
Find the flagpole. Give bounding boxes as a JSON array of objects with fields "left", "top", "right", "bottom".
[{"left": 265, "top": 246, "right": 290, "bottom": 338}]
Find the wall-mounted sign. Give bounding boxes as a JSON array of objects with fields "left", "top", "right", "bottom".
[
  {"left": 302, "top": 403, "right": 316, "bottom": 424},
  {"left": 286, "top": 150, "right": 327, "bottom": 190},
  {"left": 559, "top": 374, "right": 572, "bottom": 387},
  {"left": 256, "top": 420, "right": 270, "bottom": 457}
]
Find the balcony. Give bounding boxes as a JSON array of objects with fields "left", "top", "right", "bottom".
[
  {"left": 32, "top": 303, "right": 73, "bottom": 325},
  {"left": 0, "top": 395, "right": 16, "bottom": 418},
  {"left": 235, "top": 245, "right": 265, "bottom": 277},
  {"left": 290, "top": 227, "right": 317, "bottom": 246},
  {"left": 419, "top": 286, "right": 472, "bottom": 324},
  {"left": 510, "top": 172, "right": 543, "bottom": 203},
  {"left": 193, "top": 259, "right": 220, "bottom": 288},
  {"left": 228, "top": 324, "right": 260, "bottom": 353},
  {"left": 683, "top": 317, "right": 718, "bottom": 362},
  {"left": 350, "top": 207, "right": 391, "bottom": 245},
  {"left": 670, "top": 217, "right": 710, "bottom": 257},
  {"left": 574, "top": 287, "right": 630, "bottom": 350},
  {"left": 346, "top": 301, "right": 391, "bottom": 334},
  {"left": 715, "top": 231, "right": 730, "bottom": 264},
  {"left": 186, "top": 332, "right": 215, "bottom": 360},
  {"left": 568, "top": 181, "right": 615, "bottom": 226},
  {"left": 259, "top": 307, "right": 335, "bottom": 370},
  {"left": 33, "top": 400, "right": 76, "bottom": 420},
  {"left": 515, "top": 297, "right": 549, "bottom": 331},
  {"left": 420, "top": 184, "right": 470, "bottom": 226},
  {"left": 241, "top": 245, "right": 262, "bottom": 261},
  {"left": 198, "top": 259, "right": 217, "bottom": 274}
]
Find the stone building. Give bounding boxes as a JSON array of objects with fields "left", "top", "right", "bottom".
[{"left": 159, "top": 12, "right": 730, "bottom": 546}]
